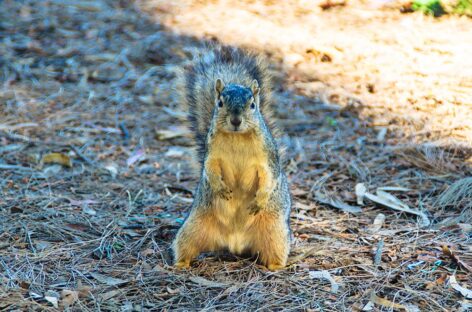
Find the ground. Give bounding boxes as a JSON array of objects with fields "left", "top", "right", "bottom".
[{"left": 0, "top": 0, "right": 471, "bottom": 311}]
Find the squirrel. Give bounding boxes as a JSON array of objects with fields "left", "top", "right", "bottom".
[{"left": 172, "top": 46, "right": 291, "bottom": 271}]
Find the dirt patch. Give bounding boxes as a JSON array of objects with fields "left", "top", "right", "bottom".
[
  {"left": 139, "top": 0, "right": 472, "bottom": 146},
  {"left": 0, "top": 0, "right": 471, "bottom": 310}
]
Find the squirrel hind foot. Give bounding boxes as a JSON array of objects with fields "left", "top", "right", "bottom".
[
  {"left": 267, "top": 263, "right": 286, "bottom": 271},
  {"left": 174, "top": 260, "right": 191, "bottom": 269}
]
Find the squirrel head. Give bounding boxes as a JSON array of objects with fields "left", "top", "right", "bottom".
[{"left": 214, "top": 78, "right": 261, "bottom": 133}]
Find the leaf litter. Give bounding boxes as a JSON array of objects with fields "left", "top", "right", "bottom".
[{"left": 0, "top": 0, "right": 471, "bottom": 311}]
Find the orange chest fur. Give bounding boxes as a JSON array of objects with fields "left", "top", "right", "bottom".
[{"left": 208, "top": 131, "right": 268, "bottom": 193}]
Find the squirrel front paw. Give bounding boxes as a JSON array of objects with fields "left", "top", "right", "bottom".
[
  {"left": 248, "top": 202, "right": 261, "bottom": 215},
  {"left": 214, "top": 182, "right": 232, "bottom": 200},
  {"left": 255, "top": 189, "right": 270, "bottom": 207},
  {"left": 249, "top": 190, "right": 270, "bottom": 214}
]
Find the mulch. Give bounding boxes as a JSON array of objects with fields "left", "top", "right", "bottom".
[{"left": 0, "top": 0, "right": 471, "bottom": 311}]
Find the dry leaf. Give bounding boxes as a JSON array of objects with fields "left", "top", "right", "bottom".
[
  {"left": 355, "top": 183, "right": 367, "bottom": 205},
  {"left": 156, "top": 126, "right": 191, "bottom": 140},
  {"left": 369, "top": 213, "right": 386, "bottom": 233},
  {"left": 45, "top": 296, "right": 59, "bottom": 308},
  {"left": 166, "top": 286, "right": 181, "bottom": 294},
  {"left": 104, "top": 163, "right": 118, "bottom": 178},
  {"left": 363, "top": 190, "right": 430, "bottom": 227},
  {"left": 126, "top": 149, "right": 145, "bottom": 167},
  {"left": 293, "top": 201, "right": 316, "bottom": 211},
  {"left": 362, "top": 301, "right": 374, "bottom": 311},
  {"left": 369, "top": 291, "right": 408, "bottom": 310},
  {"left": 449, "top": 275, "right": 472, "bottom": 299},
  {"left": 90, "top": 272, "right": 128, "bottom": 286},
  {"left": 309, "top": 270, "right": 339, "bottom": 293},
  {"left": 425, "top": 274, "right": 447, "bottom": 290},
  {"left": 41, "top": 152, "right": 73, "bottom": 168},
  {"left": 165, "top": 146, "right": 187, "bottom": 158},
  {"left": 377, "top": 186, "right": 411, "bottom": 192},
  {"left": 315, "top": 191, "right": 362, "bottom": 214}
]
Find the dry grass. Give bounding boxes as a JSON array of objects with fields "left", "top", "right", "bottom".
[{"left": 0, "top": 0, "right": 471, "bottom": 311}]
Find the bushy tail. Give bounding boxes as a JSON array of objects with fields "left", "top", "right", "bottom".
[{"left": 176, "top": 45, "right": 274, "bottom": 165}]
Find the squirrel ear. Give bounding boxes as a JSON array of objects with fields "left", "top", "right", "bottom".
[
  {"left": 215, "top": 78, "right": 225, "bottom": 97},
  {"left": 250, "top": 79, "right": 260, "bottom": 96}
]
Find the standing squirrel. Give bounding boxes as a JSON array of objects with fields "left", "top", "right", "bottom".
[{"left": 173, "top": 46, "right": 291, "bottom": 271}]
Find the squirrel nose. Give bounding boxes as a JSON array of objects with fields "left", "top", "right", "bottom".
[{"left": 230, "top": 117, "right": 242, "bottom": 127}]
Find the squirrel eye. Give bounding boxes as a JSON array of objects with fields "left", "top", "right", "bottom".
[
  {"left": 218, "top": 100, "right": 223, "bottom": 108},
  {"left": 250, "top": 102, "right": 255, "bottom": 109}
]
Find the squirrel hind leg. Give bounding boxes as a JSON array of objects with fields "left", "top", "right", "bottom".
[
  {"left": 248, "top": 212, "right": 290, "bottom": 271},
  {"left": 173, "top": 234, "right": 198, "bottom": 269},
  {"left": 172, "top": 212, "right": 220, "bottom": 268}
]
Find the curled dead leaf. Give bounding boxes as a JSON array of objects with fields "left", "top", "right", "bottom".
[
  {"left": 309, "top": 270, "right": 340, "bottom": 293},
  {"left": 449, "top": 275, "right": 472, "bottom": 299},
  {"left": 369, "top": 213, "right": 386, "bottom": 234},
  {"left": 355, "top": 183, "right": 367, "bottom": 205},
  {"left": 364, "top": 189, "right": 430, "bottom": 227},
  {"left": 314, "top": 191, "right": 362, "bottom": 214},
  {"left": 166, "top": 286, "right": 181, "bottom": 294}
]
